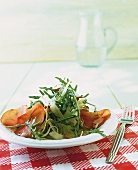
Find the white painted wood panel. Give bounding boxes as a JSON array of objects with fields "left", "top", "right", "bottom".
[
  {"left": 0, "top": 63, "right": 33, "bottom": 114},
  {"left": 100, "top": 60, "right": 138, "bottom": 107}
]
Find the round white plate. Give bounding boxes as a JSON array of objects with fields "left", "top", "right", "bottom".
[{"left": 0, "top": 110, "right": 118, "bottom": 149}]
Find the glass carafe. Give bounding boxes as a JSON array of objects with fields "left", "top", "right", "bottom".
[{"left": 76, "top": 10, "right": 117, "bottom": 67}]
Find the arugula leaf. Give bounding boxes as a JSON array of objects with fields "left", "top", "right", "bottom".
[
  {"left": 29, "top": 96, "right": 41, "bottom": 99},
  {"left": 86, "top": 128, "right": 107, "bottom": 137}
]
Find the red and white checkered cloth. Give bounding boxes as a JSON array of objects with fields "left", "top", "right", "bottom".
[{"left": 0, "top": 110, "right": 138, "bottom": 170}]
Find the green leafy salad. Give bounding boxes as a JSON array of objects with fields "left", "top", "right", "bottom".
[{"left": 1, "top": 77, "right": 110, "bottom": 140}]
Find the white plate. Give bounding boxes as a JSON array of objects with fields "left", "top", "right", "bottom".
[{"left": 0, "top": 109, "right": 118, "bottom": 149}]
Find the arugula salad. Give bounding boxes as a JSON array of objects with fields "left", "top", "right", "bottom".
[{"left": 1, "top": 77, "right": 111, "bottom": 140}]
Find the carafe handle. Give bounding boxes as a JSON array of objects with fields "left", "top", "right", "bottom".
[{"left": 104, "top": 27, "right": 118, "bottom": 55}]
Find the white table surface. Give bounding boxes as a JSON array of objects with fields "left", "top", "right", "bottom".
[{"left": 0, "top": 60, "right": 138, "bottom": 115}]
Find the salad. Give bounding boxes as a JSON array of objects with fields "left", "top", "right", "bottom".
[{"left": 1, "top": 77, "right": 111, "bottom": 140}]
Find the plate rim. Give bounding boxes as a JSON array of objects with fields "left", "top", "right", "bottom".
[{"left": 0, "top": 109, "right": 118, "bottom": 149}]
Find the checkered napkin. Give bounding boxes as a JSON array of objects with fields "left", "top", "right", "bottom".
[{"left": 0, "top": 110, "right": 138, "bottom": 170}]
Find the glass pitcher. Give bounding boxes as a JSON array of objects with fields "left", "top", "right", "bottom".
[{"left": 76, "top": 10, "right": 118, "bottom": 67}]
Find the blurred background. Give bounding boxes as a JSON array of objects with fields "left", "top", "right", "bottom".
[{"left": 0, "top": 0, "right": 138, "bottom": 63}]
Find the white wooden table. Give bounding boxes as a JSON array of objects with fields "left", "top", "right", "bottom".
[{"left": 0, "top": 60, "right": 138, "bottom": 115}]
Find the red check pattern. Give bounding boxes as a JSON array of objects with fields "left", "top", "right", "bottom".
[{"left": 0, "top": 110, "right": 138, "bottom": 170}]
